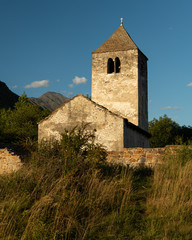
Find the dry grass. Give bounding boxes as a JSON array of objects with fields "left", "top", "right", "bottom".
[
  {"left": 1, "top": 128, "right": 192, "bottom": 239},
  {"left": 146, "top": 146, "right": 192, "bottom": 239},
  {"left": 0, "top": 128, "right": 135, "bottom": 240}
]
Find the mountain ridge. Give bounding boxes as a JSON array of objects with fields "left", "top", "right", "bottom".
[
  {"left": 0, "top": 81, "right": 69, "bottom": 111},
  {"left": 29, "top": 92, "right": 69, "bottom": 111}
]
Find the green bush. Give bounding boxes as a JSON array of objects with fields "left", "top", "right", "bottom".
[{"left": 0, "top": 93, "right": 50, "bottom": 145}]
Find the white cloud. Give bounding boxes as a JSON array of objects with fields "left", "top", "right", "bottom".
[
  {"left": 56, "top": 79, "right": 60, "bottom": 82},
  {"left": 149, "top": 99, "right": 152, "bottom": 104},
  {"left": 25, "top": 80, "right": 49, "bottom": 88},
  {"left": 12, "top": 85, "right": 18, "bottom": 89},
  {"left": 160, "top": 106, "right": 182, "bottom": 110},
  {"left": 73, "top": 76, "right": 87, "bottom": 85},
  {"left": 69, "top": 76, "right": 87, "bottom": 88},
  {"left": 187, "top": 82, "right": 192, "bottom": 87}
]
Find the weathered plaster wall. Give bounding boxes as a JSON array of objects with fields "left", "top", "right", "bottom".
[
  {"left": 38, "top": 95, "right": 124, "bottom": 151},
  {"left": 0, "top": 148, "right": 22, "bottom": 174},
  {"left": 92, "top": 50, "right": 139, "bottom": 126}
]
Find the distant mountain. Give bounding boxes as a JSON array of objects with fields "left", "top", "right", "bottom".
[
  {"left": 0, "top": 81, "right": 19, "bottom": 109},
  {"left": 29, "top": 92, "right": 69, "bottom": 111},
  {"left": 0, "top": 81, "right": 69, "bottom": 111}
]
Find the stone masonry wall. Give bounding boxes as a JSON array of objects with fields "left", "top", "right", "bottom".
[
  {"left": 0, "top": 146, "right": 181, "bottom": 175},
  {"left": 107, "top": 146, "right": 181, "bottom": 168},
  {"left": 0, "top": 148, "right": 22, "bottom": 175}
]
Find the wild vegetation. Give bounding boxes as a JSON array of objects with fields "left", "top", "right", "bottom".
[
  {"left": 145, "top": 146, "right": 192, "bottom": 239},
  {"left": 0, "top": 128, "right": 135, "bottom": 239},
  {"left": 0, "top": 126, "right": 192, "bottom": 239},
  {"left": 1, "top": 97, "right": 192, "bottom": 239}
]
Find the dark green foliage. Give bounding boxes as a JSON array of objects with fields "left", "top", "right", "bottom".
[
  {"left": 0, "top": 93, "right": 50, "bottom": 145},
  {"left": 149, "top": 115, "right": 192, "bottom": 147},
  {"left": 179, "top": 125, "right": 192, "bottom": 143}
]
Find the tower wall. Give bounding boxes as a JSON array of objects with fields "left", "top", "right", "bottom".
[
  {"left": 92, "top": 49, "right": 148, "bottom": 131},
  {"left": 92, "top": 49, "right": 139, "bottom": 126}
]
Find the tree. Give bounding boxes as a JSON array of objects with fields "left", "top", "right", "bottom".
[
  {"left": 148, "top": 115, "right": 180, "bottom": 147},
  {"left": 0, "top": 93, "right": 50, "bottom": 144},
  {"left": 179, "top": 125, "right": 192, "bottom": 143}
]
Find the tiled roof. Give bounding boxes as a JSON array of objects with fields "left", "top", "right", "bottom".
[{"left": 92, "top": 25, "right": 138, "bottom": 53}]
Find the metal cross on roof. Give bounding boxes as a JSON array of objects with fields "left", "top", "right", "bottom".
[{"left": 120, "top": 18, "right": 123, "bottom": 26}]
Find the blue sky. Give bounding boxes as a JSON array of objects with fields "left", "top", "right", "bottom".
[{"left": 0, "top": 0, "right": 192, "bottom": 126}]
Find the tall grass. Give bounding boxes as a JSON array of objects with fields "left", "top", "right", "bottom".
[
  {"left": 0, "top": 127, "right": 141, "bottom": 240},
  {"left": 1, "top": 127, "right": 192, "bottom": 239},
  {"left": 146, "top": 146, "right": 192, "bottom": 239}
]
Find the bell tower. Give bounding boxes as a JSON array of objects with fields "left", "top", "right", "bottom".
[{"left": 91, "top": 20, "right": 148, "bottom": 131}]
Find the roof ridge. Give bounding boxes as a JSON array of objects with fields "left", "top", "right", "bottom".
[{"left": 92, "top": 25, "right": 138, "bottom": 54}]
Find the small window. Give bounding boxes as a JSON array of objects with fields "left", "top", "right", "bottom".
[
  {"left": 107, "top": 58, "right": 114, "bottom": 74},
  {"left": 115, "top": 57, "right": 120, "bottom": 73}
]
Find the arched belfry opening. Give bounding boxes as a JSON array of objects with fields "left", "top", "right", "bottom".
[
  {"left": 107, "top": 58, "right": 114, "bottom": 74},
  {"left": 115, "top": 57, "right": 120, "bottom": 73},
  {"left": 107, "top": 58, "right": 120, "bottom": 74}
]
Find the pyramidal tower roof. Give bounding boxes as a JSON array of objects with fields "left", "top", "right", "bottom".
[{"left": 92, "top": 20, "right": 138, "bottom": 53}]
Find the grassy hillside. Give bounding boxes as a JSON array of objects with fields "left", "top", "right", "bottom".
[{"left": 0, "top": 129, "right": 192, "bottom": 239}]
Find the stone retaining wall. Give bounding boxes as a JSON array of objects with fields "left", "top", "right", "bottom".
[
  {"left": 0, "top": 148, "right": 23, "bottom": 175},
  {"left": 0, "top": 145, "right": 182, "bottom": 175},
  {"left": 107, "top": 146, "right": 181, "bottom": 167}
]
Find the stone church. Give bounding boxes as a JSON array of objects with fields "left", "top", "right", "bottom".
[{"left": 38, "top": 20, "right": 150, "bottom": 151}]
